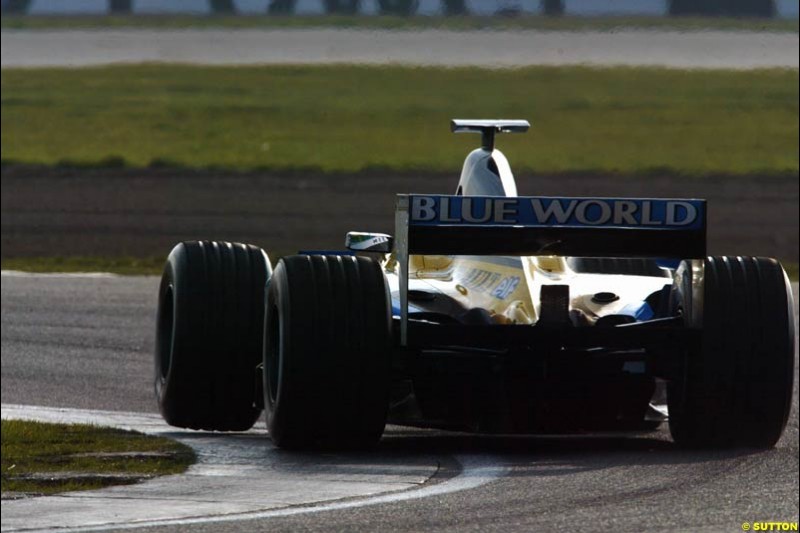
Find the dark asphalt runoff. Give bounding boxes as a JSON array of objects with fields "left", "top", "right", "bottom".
[
  {"left": 3, "top": 171, "right": 798, "bottom": 262},
  {"left": 1, "top": 272, "right": 798, "bottom": 533}
]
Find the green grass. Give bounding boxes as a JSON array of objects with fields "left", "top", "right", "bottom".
[
  {"left": 1, "top": 256, "right": 166, "bottom": 276},
  {"left": 1, "top": 14, "right": 797, "bottom": 32},
  {"left": 1, "top": 65, "right": 797, "bottom": 176},
  {"left": 1, "top": 420, "right": 194, "bottom": 496}
]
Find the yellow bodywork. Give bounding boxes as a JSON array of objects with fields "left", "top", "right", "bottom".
[
  {"left": 405, "top": 254, "right": 571, "bottom": 325},
  {"left": 386, "top": 251, "right": 668, "bottom": 327}
]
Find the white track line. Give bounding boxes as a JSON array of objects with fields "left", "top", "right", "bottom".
[
  {"left": 30, "top": 456, "right": 505, "bottom": 533},
  {"left": 1, "top": 405, "right": 508, "bottom": 533}
]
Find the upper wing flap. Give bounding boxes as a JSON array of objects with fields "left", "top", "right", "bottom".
[
  {"left": 397, "top": 194, "right": 706, "bottom": 258},
  {"left": 408, "top": 195, "right": 704, "bottom": 230}
]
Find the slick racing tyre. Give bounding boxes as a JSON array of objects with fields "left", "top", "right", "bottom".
[
  {"left": 264, "top": 255, "right": 392, "bottom": 449},
  {"left": 668, "top": 256, "right": 795, "bottom": 448},
  {"left": 156, "top": 241, "right": 272, "bottom": 431}
]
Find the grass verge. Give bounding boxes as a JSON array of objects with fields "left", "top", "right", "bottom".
[
  {"left": 2, "top": 256, "right": 797, "bottom": 280},
  {"left": 1, "top": 419, "right": 194, "bottom": 496},
  {"left": 1, "top": 14, "right": 797, "bottom": 32},
  {"left": 2, "top": 65, "right": 797, "bottom": 176}
]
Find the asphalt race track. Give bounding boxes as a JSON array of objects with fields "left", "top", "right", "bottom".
[
  {"left": 1, "top": 271, "right": 798, "bottom": 533},
  {"left": 2, "top": 29, "right": 798, "bottom": 69}
]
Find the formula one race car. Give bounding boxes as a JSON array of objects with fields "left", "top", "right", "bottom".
[{"left": 154, "top": 119, "right": 795, "bottom": 450}]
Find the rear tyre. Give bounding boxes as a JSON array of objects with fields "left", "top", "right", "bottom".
[
  {"left": 668, "top": 256, "right": 795, "bottom": 448},
  {"left": 155, "top": 241, "right": 271, "bottom": 431},
  {"left": 264, "top": 255, "right": 392, "bottom": 449}
]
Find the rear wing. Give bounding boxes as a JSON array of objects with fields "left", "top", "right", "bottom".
[{"left": 394, "top": 194, "right": 706, "bottom": 344}]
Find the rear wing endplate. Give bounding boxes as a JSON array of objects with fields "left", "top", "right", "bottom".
[{"left": 394, "top": 194, "right": 706, "bottom": 344}]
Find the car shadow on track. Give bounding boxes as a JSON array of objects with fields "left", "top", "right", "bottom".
[
  {"left": 283, "top": 426, "right": 766, "bottom": 478},
  {"left": 377, "top": 426, "right": 770, "bottom": 466},
  {"left": 163, "top": 423, "right": 777, "bottom": 485}
]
